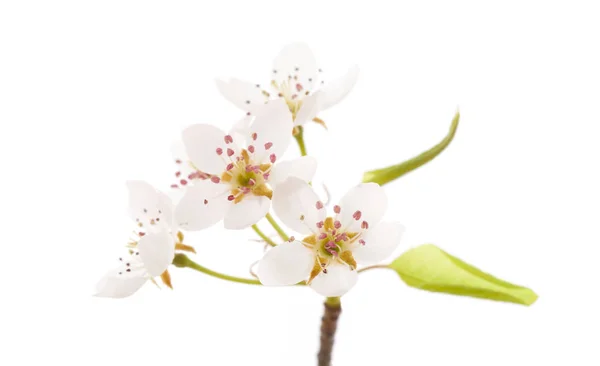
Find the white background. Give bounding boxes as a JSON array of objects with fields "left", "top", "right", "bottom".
[{"left": 1, "top": 1, "right": 599, "bottom": 365}]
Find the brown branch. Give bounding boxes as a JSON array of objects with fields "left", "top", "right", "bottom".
[{"left": 317, "top": 297, "right": 342, "bottom": 366}]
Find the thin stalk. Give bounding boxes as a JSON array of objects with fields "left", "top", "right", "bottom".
[
  {"left": 251, "top": 224, "right": 277, "bottom": 246},
  {"left": 358, "top": 264, "right": 390, "bottom": 273},
  {"left": 265, "top": 213, "right": 289, "bottom": 241},
  {"left": 294, "top": 126, "right": 308, "bottom": 156},
  {"left": 172, "top": 254, "right": 261, "bottom": 285}
]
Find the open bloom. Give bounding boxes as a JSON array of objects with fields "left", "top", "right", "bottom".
[
  {"left": 216, "top": 42, "right": 359, "bottom": 128},
  {"left": 175, "top": 99, "right": 317, "bottom": 230},
  {"left": 95, "top": 181, "right": 194, "bottom": 298},
  {"left": 257, "top": 178, "right": 404, "bottom": 297}
]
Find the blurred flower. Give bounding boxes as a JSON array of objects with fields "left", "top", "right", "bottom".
[
  {"left": 257, "top": 178, "right": 404, "bottom": 297},
  {"left": 175, "top": 100, "right": 317, "bottom": 230},
  {"left": 216, "top": 42, "right": 358, "bottom": 128},
  {"left": 95, "top": 182, "right": 195, "bottom": 298}
]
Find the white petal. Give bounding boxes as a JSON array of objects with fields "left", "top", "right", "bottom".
[
  {"left": 257, "top": 240, "right": 314, "bottom": 286},
  {"left": 229, "top": 115, "right": 253, "bottom": 144},
  {"left": 175, "top": 180, "right": 231, "bottom": 230},
  {"left": 216, "top": 78, "right": 268, "bottom": 115},
  {"left": 137, "top": 231, "right": 176, "bottom": 277},
  {"left": 272, "top": 42, "right": 319, "bottom": 90},
  {"left": 269, "top": 156, "right": 317, "bottom": 187},
  {"left": 272, "top": 177, "right": 325, "bottom": 234},
  {"left": 127, "top": 181, "right": 174, "bottom": 232},
  {"left": 293, "top": 92, "right": 321, "bottom": 126},
  {"left": 95, "top": 274, "right": 147, "bottom": 298},
  {"left": 310, "top": 264, "right": 358, "bottom": 297},
  {"left": 248, "top": 99, "right": 293, "bottom": 163},
  {"left": 223, "top": 195, "right": 271, "bottom": 230},
  {"left": 95, "top": 257, "right": 148, "bottom": 298},
  {"left": 319, "top": 65, "right": 359, "bottom": 111},
  {"left": 338, "top": 183, "right": 388, "bottom": 232},
  {"left": 352, "top": 222, "right": 405, "bottom": 265},
  {"left": 182, "top": 124, "right": 229, "bottom": 174}
]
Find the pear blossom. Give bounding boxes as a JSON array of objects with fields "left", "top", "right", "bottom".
[
  {"left": 175, "top": 99, "right": 317, "bottom": 230},
  {"left": 169, "top": 117, "right": 256, "bottom": 192},
  {"left": 95, "top": 181, "right": 194, "bottom": 298},
  {"left": 257, "top": 178, "right": 404, "bottom": 297},
  {"left": 216, "top": 42, "right": 359, "bottom": 128}
]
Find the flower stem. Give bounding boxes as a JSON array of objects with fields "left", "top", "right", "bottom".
[
  {"left": 251, "top": 224, "right": 277, "bottom": 246},
  {"left": 265, "top": 213, "right": 289, "bottom": 242},
  {"left": 357, "top": 264, "right": 391, "bottom": 273},
  {"left": 294, "top": 126, "right": 308, "bottom": 156},
  {"left": 317, "top": 297, "right": 341, "bottom": 366},
  {"left": 172, "top": 254, "right": 262, "bottom": 285}
]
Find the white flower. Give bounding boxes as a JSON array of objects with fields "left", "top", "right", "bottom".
[
  {"left": 216, "top": 42, "right": 359, "bottom": 127},
  {"left": 175, "top": 99, "right": 317, "bottom": 230},
  {"left": 95, "top": 181, "right": 181, "bottom": 298},
  {"left": 169, "top": 117, "right": 256, "bottom": 193},
  {"left": 257, "top": 178, "right": 404, "bottom": 297}
]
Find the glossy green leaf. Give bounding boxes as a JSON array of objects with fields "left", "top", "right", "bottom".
[
  {"left": 362, "top": 111, "right": 459, "bottom": 186},
  {"left": 390, "top": 244, "right": 538, "bottom": 306}
]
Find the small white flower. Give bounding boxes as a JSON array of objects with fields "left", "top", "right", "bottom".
[
  {"left": 216, "top": 42, "right": 359, "bottom": 127},
  {"left": 175, "top": 99, "right": 317, "bottom": 230},
  {"left": 169, "top": 117, "right": 255, "bottom": 193},
  {"left": 257, "top": 178, "right": 404, "bottom": 297},
  {"left": 95, "top": 181, "right": 179, "bottom": 298}
]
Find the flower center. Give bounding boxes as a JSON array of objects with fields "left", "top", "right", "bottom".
[
  {"left": 211, "top": 135, "right": 276, "bottom": 204},
  {"left": 271, "top": 78, "right": 310, "bottom": 120},
  {"left": 299, "top": 201, "right": 372, "bottom": 283}
]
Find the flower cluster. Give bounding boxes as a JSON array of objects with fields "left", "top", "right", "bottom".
[{"left": 96, "top": 42, "right": 403, "bottom": 298}]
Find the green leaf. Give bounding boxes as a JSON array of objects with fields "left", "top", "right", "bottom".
[
  {"left": 362, "top": 111, "right": 460, "bottom": 186},
  {"left": 390, "top": 244, "right": 538, "bottom": 306}
]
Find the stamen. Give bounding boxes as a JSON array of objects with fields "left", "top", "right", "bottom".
[
  {"left": 227, "top": 148, "right": 235, "bottom": 157},
  {"left": 224, "top": 135, "right": 233, "bottom": 144},
  {"left": 203, "top": 199, "right": 208, "bottom": 205},
  {"left": 361, "top": 221, "right": 369, "bottom": 229},
  {"left": 251, "top": 132, "right": 258, "bottom": 141},
  {"left": 316, "top": 201, "right": 324, "bottom": 210},
  {"left": 353, "top": 210, "right": 362, "bottom": 220},
  {"left": 264, "top": 142, "right": 273, "bottom": 150},
  {"left": 210, "top": 176, "right": 221, "bottom": 184},
  {"left": 334, "top": 220, "right": 342, "bottom": 229},
  {"left": 175, "top": 171, "right": 181, "bottom": 177},
  {"left": 226, "top": 163, "right": 234, "bottom": 171},
  {"left": 316, "top": 221, "right": 324, "bottom": 229},
  {"left": 248, "top": 178, "right": 256, "bottom": 186},
  {"left": 227, "top": 195, "right": 235, "bottom": 201},
  {"left": 359, "top": 239, "right": 366, "bottom": 245},
  {"left": 270, "top": 154, "right": 277, "bottom": 163},
  {"left": 248, "top": 145, "right": 255, "bottom": 153},
  {"left": 334, "top": 205, "right": 341, "bottom": 214},
  {"left": 288, "top": 236, "right": 295, "bottom": 242},
  {"left": 175, "top": 159, "right": 182, "bottom": 164},
  {"left": 180, "top": 179, "right": 188, "bottom": 186},
  {"left": 216, "top": 148, "right": 223, "bottom": 155},
  {"left": 318, "top": 233, "right": 328, "bottom": 240}
]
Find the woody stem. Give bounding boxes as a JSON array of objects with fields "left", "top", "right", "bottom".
[{"left": 317, "top": 297, "right": 342, "bottom": 366}]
